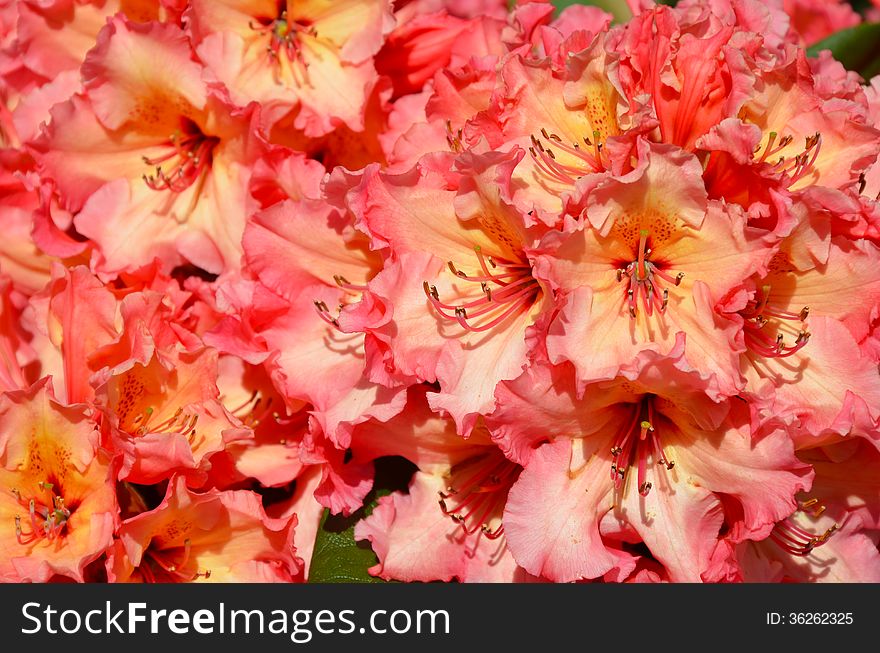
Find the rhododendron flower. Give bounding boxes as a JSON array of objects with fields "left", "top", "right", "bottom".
[
  {"left": 354, "top": 387, "right": 528, "bottom": 582},
  {"left": 1, "top": 0, "right": 878, "bottom": 588},
  {"left": 712, "top": 439, "right": 880, "bottom": 582},
  {"left": 351, "top": 149, "right": 552, "bottom": 433},
  {"left": 109, "top": 476, "right": 301, "bottom": 582},
  {"left": 36, "top": 17, "right": 263, "bottom": 274},
  {"left": 236, "top": 190, "right": 405, "bottom": 447},
  {"left": 736, "top": 233, "right": 880, "bottom": 445},
  {"left": 211, "top": 354, "right": 307, "bottom": 488},
  {"left": 611, "top": 4, "right": 755, "bottom": 152},
  {"left": 188, "top": 0, "right": 395, "bottom": 136},
  {"left": 490, "top": 362, "right": 812, "bottom": 582},
  {"left": 98, "top": 346, "right": 251, "bottom": 485},
  {"left": 702, "top": 56, "right": 880, "bottom": 201},
  {"left": 474, "top": 38, "right": 626, "bottom": 223},
  {"left": 0, "top": 379, "right": 116, "bottom": 582},
  {"left": 539, "top": 140, "right": 770, "bottom": 399}
]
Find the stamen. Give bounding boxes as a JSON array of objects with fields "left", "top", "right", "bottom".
[
  {"left": 616, "top": 232, "right": 681, "bottom": 319},
  {"left": 610, "top": 398, "right": 673, "bottom": 497},
  {"left": 742, "top": 285, "right": 811, "bottom": 359},
  {"left": 249, "top": 7, "right": 316, "bottom": 86},
  {"left": 143, "top": 125, "right": 218, "bottom": 194},
  {"left": 438, "top": 451, "right": 520, "bottom": 540},
  {"left": 527, "top": 127, "right": 605, "bottom": 186},
  {"left": 425, "top": 247, "right": 539, "bottom": 335},
  {"left": 769, "top": 496, "right": 840, "bottom": 556},
  {"left": 13, "top": 482, "right": 72, "bottom": 546}
]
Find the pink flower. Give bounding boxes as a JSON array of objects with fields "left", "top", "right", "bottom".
[
  {"left": 538, "top": 139, "right": 770, "bottom": 400},
  {"left": 187, "top": 0, "right": 395, "bottom": 137},
  {"left": 350, "top": 149, "right": 553, "bottom": 434},
  {"left": 96, "top": 345, "right": 251, "bottom": 486},
  {"left": 109, "top": 476, "right": 301, "bottom": 582},
  {"left": 701, "top": 54, "right": 879, "bottom": 203},
  {"left": 237, "top": 191, "right": 405, "bottom": 448},
  {"left": 781, "top": 0, "right": 860, "bottom": 48},
  {"left": 354, "top": 386, "right": 530, "bottom": 582},
  {"left": 0, "top": 378, "right": 117, "bottom": 582},
  {"left": 734, "top": 208, "right": 880, "bottom": 446},
  {"left": 489, "top": 361, "right": 812, "bottom": 582},
  {"left": 470, "top": 35, "right": 628, "bottom": 224},
  {"left": 211, "top": 355, "right": 306, "bottom": 489},
  {"left": 710, "top": 439, "right": 880, "bottom": 582},
  {"left": 611, "top": 4, "right": 756, "bottom": 152},
  {"left": 35, "top": 17, "right": 263, "bottom": 274}
]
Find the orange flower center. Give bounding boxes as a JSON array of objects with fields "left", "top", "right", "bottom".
[
  {"left": 142, "top": 119, "right": 218, "bottom": 194},
  {"left": 13, "top": 481, "right": 73, "bottom": 545},
  {"left": 615, "top": 230, "right": 685, "bottom": 319},
  {"left": 139, "top": 537, "right": 213, "bottom": 583},
  {"left": 249, "top": 3, "right": 317, "bottom": 85}
]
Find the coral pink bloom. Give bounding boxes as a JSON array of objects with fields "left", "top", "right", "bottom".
[
  {"left": 238, "top": 192, "right": 405, "bottom": 448},
  {"left": 610, "top": 4, "right": 754, "bottom": 152},
  {"left": 354, "top": 386, "right": 529, "bottom": 582},
  {"left": 96, "top": 344, "right": 251, "bottom": 486},
  {"left": 351, "top": 150, "right": 552, "bottom": 434},
  {"left": 0, "top": 162, "right": 56, "bottom": 294},
  {"left": 740, "top": 309, "right": 880, "bottom": 449},
  {"left": 188, "top": 0, "right": 394, "bottom": 135},
  {"left": 213, "top": 354, "right": 306, "bottom": 488},
  {"left": 14, "top": 0, "right": 178, "bottom": 83},
  {"left": 736, "top": 218, "right": 880, "bottom": 444},
  {"left": 781, "top": 0, "right": 860, "bottom": 48},
  {"left": 539, "top": 141, "right": 770, "bottom": 399},
  {"left": 718, "top": 440, "right": 880, "bottom": 582},
  {"left": 35, "top": 17, "right": 262, "bottom": 274},
  {"left": 386, "top": 57, "right": 497, "bottom": 171},
  {"left": 0, "top": 277, "right": 39, "bottom": 393},
  {"left": 109, "top": 476, "right": 301, "bottom": 582},
  {"left": 0, "top": 378, "right": 116, "bottom": 582},
  {"left": 473, "top": 37, "right": 628, "bottom": 223},
  {"left": 491, "top": 361, "right": 812, "bottom": 582},
  {"left": 702, "top": 55, "right": 880, "bottom": 200},
  {"left": 25, "top": 265, "right": 120, "bottom": 405},
  {"left": 375, "top": 7, "right": 502, "bottom": 99},
  {"left": 207, "top": 281, "right": 379, "bottom": 516}
]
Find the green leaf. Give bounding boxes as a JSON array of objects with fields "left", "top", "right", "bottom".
[
  {"left": 307, "top": 456, "right": 416, "bottom": 583},
  {"left": 551, "top": 0, "right": 680, "bottom": 21},
  {"left": 552, "top": 0, "right": 631, "bottom": 22},
  {"left": 807, "top": 23, "right": 880, "bottom": 80}
]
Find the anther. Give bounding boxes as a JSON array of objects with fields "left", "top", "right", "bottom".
[{"left": 422, "top": 282, "right": 439, "bottom": 300}]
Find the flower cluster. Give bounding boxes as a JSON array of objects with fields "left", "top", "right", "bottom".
[{"left": 1, "top": 0, "right": 878, "bottom": 583}]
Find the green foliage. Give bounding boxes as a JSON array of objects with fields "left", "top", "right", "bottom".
[
  {"left": 552, "top": 0, "right": 630, "bottom": 22},
  {"left": 807, "top": 23, "right": 880, "bottom": 80},
  {"left": 307, "top": 457, "right": 416, "bottom": 583}
]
